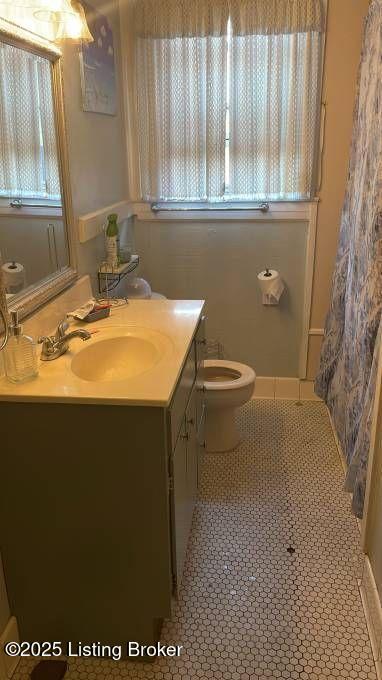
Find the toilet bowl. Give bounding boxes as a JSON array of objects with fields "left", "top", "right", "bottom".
[
  {"left": 118, "top": 275, "right": 167, "bottom": 300},
  {"left": 202, "top": 360, "right": 256, "bottom": 453}
]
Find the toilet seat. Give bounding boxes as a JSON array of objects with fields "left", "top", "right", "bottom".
[{"left": 203, "top": 360, "right": 256, "bottom": 391}]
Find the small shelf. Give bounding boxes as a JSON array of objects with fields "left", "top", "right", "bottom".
[{"left": 98, "top": 255, "right": 139, "bottom": 295}]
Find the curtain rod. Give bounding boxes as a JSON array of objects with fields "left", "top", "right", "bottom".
[
  {"left": 151, "top": 203, "right": 270, "bottom": 213},
  {"left": 9, "top": 199, "right": 62, "bottom": 209}
]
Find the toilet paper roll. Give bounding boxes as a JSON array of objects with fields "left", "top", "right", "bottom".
[
  {"left": 257, "top": 269, "right": 285, "bottom": 305},
  {"left": 2, "top": 261, "right": 26, "bottom": 293},
  {"left": 257, "top": 269, "right": 280, "bottom": 291}
]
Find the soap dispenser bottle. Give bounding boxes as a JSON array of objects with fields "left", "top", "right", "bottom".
[
  {"left": 5, "top": 311, "right": 38, "bottom": 383},
  {"left": 105, "top": 213, "right": 119, "bottom": 268}
]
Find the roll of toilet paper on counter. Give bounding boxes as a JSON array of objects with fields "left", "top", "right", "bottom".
[
  {"left": 2, "top": 261, "right": 26, "bottom": 294},
  {"left": 257, "top": 269, "right": 285, "bottom": 305}
]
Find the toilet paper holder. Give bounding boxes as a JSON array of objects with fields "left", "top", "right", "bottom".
[{"left": 258, "top": 268, "right": 285, "bottom": 306}]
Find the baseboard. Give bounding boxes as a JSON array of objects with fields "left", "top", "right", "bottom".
[
  {"left": 252, "top": 378, "right": 322, "bottom": 402},
  {"left": 359, "top": 557, "right": 382, "bottom": 679},
  {"left": 0, "top": 617, "right": 19, "bottom": 680}
]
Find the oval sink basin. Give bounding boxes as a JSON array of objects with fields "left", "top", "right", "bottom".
[{"left": 71, "top": 330, "right": 171, "bottom": 383}]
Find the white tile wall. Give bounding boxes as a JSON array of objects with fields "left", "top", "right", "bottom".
[
  {"left": 0, "top": 218, "right": 67, "bottom": 290},
  {"left": 253, "top": 378, "right": 322, "bottom": 402},
  {"left": 299, "top": 379, "right": 322, "bottom": 401},
  {"left": 275, "top": 377, "right": 300, "bottom": 399},
  {"left": 253, "top": 376, "right": 276, "bottom": 399},
  {"left": 133, "top": 219, "right": 309, "bottom": 378}
]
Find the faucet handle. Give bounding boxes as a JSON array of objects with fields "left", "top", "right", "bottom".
[
  {"left": 56, "top": 319, "right": 69, "bottom": 339},
  {"left": 38, "top": 335, "right": 55, "bottom": 354}
]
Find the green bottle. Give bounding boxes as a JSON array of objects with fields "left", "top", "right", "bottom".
[{"left": 106, "top": 213, "right": 119, "bottom": 267}]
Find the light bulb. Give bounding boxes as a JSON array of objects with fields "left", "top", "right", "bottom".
[
  {"left": 56, "top": 8, "right": 83, "bottom": 40},
  {"left": 61, "top": 0, "right": 93, "bottom": 42}
]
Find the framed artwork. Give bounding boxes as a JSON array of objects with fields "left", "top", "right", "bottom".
[{"left": 79, "top": 1, "right": 117, "bottom": 116}]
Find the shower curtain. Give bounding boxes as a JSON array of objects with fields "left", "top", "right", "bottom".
[{"left": 315, "top": 0, "right": 382, "bottom": 518}]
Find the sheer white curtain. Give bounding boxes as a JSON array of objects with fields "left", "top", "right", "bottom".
[
  {"left": 37, "top": 59, "right": 62, "bottom": 199},
  {"left": 228, "top": 0, "right": 324, "bottom": 201},
  {"left": 133, "top": 0, "right": 324, "bottom": 202},
  {"left": 134, "top": 0, "right": 229, "bottom": 202},
  {"left": 0, "top": 42, "right": 60, "bottom": 200}
]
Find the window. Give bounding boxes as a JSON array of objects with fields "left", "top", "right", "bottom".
[
  {"left": 0, "top": 42, "right": 61, "bottom": 203},
  {"left": 134, "top": 0, "right": 325, "bottom": 203}
]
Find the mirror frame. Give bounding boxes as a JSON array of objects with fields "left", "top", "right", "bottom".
[{"left": 0, "top": 19, "right": 77, "bottom": 320}]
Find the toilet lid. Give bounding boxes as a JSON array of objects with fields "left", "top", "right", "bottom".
[{"left": 203, "top": 360, "right": 256, "bottom": 391}]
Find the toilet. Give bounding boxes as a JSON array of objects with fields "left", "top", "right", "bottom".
[
  {"left": 202, "top": 360, "right": 256, "bottom": 453},
  {"left": 118, "top": 274, "right": 167, "bottom": 300}
]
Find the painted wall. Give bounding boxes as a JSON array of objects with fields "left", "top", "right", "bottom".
[
  {"left": 363, "top": 336, "right": 382, "bottom": 664},
  {"left": 134, "top": 220, "right": 307, "bottom": 377},
  {"left": 364, "top": 334, "right": 382, "bottom": 611},
  {"left": 366, "top": 429, "right": 382, "bottom": 602},
  {"left": 307, "top": 0, "right": 370, "bottom": 378},
  {"left": 61, "top": 0, "right": 127, "bottom": 290},
  {"left": 364, "top": 358, "right": 382, "bottom": 643}
]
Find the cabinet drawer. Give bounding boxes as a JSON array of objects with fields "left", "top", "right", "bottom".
[{"left": 169, "top": 343, "right": 196, "bottom": 449}]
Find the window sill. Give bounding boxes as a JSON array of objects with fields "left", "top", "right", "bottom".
[{"left": 131, "top": 199, "right": 318, "bottom": 222}]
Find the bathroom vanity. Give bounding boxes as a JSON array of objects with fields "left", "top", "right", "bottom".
[{"left": 0, "top": 300, "right": 205, "bottom": 647}]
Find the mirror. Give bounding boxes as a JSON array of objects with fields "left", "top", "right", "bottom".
[{"left": 0, "top": 32, "right": 76, "bottom": 318}]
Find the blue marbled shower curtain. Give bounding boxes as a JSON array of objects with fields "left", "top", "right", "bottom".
[{"left": 315, "top": 0, "right": 382, "bottom": 518}]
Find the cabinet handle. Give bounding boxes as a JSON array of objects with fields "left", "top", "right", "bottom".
[
  {"left": 181, "top": 432, "right": 189, "bottom": 441},
  {"left": 197, "top": 385, "right": 206, "bottom": 393},
  {"left": 197, "top": 338, "right": 207, "bottom": 346},
  {"left": 187, "top": 417, "right": 194, "bottom": 426}
]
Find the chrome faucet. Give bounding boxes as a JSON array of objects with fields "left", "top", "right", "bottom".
[{"left": 38, "top": 320, "right": 91, "bottom": 361}]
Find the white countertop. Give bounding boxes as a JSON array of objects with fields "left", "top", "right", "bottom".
[{"left": 0, "top": 300, "right": 205, "bottom": 407}]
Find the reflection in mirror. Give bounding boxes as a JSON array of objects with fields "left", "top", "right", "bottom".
[{"left": 0, "top": 40, "right": 69, "bottom": 304}]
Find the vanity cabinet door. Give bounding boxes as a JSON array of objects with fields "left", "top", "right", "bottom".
[
  {"left": 171, "top": 387, "right": 201, "bottom": 591},
  {"left": 185, "top": 388, "right": 199, "bottom": 516},
  {"left": 170, "top": 315, "right": 206, "bottom": 592},
  {"left": 169, "top": 343, "right": 196, "bottom": 450},
  {"left": 172, "top": 423, "right": 189, "bottom": 589},
  {"left": 169, "top": 314, "right": 206, "bottom": 451}
]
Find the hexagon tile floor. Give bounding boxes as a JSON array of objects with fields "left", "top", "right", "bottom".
[{"left": 13, "top": 401, "right": 377, "bottom": 680}]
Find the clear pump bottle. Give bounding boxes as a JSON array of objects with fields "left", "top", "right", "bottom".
[{"left": 5, "top": 311, "right": 38, "bottom": 383}]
